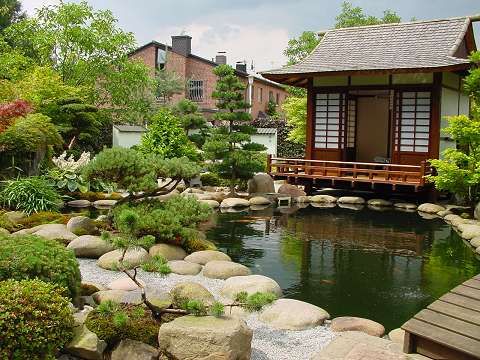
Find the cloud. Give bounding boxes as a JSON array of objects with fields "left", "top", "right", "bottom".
[
  {"left": 153, "top": 23, "right": 290, "bottom": 71},
  {"left": 21, "top": 0, "right": 59, "bottom": 14}
]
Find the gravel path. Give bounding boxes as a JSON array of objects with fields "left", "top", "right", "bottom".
[{"left": 78, "top": 259, "right": 335, "bottom": 360}]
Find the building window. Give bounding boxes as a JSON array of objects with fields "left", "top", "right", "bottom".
[
  {"left": 394, "top": 91, "right": 431, "bottom": 153},
  {"left": 314, "top": 93, "right": 346, "bottom": 149},
  {"left": 269, "top": 91, "right": 274, "bottom": 102},
  {"left": 259, "top": 88, "right": 263, "bottom": 103},
  {"left": 276, "top": 93, "right": 279, "bottom": 105},
  {"left": 188, "top": 80, "right": 204, "bottom": 102},
  {"left": 156, "top": 48, "right": 166, "bottom": 70}
]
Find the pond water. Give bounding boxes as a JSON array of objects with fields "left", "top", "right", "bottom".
[{"left": 205, "top": 206, "right": 480, "bottom": 331}]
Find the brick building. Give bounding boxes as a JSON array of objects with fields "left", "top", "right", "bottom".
[{"left": 130, "top": 35, "right": 288, "bottom": 119}]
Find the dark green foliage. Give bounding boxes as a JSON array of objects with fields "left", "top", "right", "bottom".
[
  {"left": 266, "top": 100, "right": 278, "bottom": 117},
  {"left": 0, "top": 279, "right": 74, "bottom": 360},
  {"left": 139, "top": 107, "right": 198, "bottom": 160},
  {"left": 335, "top": 1, "right": 401, "bottom": 28},
  {"left": 84, "top": 303, "right": 159, "bottom": 347},
  {"left": 155, "top": 69, "right": 184, "bottom": 103},
  {"left": 200, "top": 172, "right": 221, "bottom": 186},
  {"left": 251, "top": 117, "right": 304, "bottom": 158},
  {"left": 141, "top": 255, "right": 171, "bottom": 274},
  {"left": 0, "top": 176, "right": 62, "bottom": 214},
  {"left": 16, "top": 211, "right": 71, "bottom": 228},
  {"left": 40, "top": 97, "right": 108, "bottom": 155},
  {"left": 210, "top": 301, "right": 225, "bottom": 317},
  {"left": 174, "top": 99, "right": 207, "bottom": 133},
  {"left": 181, "top": 299, "right": 207, "bottom": 316},
  {"left": 0, "top": 213, "right": 15, "bottom": 231},
  {"left": 234, "top": 291, "right": 277, "bottom": 312},
  {"left": 82, "top": 147, "right": 201, "bottom": 194},
  {"left": 0, "top": 0, "right": 25, "bottom": 32},
  {"left": 0, "top": 234, "right": 81, "bottom": 299},
  {"left": 112, "top": 196, "right": 212, "bottom": 246}
]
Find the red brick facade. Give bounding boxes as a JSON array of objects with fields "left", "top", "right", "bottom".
[{"left": 130, "top": 41, "right": 288, "bottom": 119}]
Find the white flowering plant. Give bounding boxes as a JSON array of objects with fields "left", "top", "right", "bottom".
[{"left": 46, "top": 151, "right": 112, "bottom": 193}]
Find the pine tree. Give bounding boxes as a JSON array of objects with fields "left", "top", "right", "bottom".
[{"left": 203, "top": 64, "right": 266, "bottom": 195}]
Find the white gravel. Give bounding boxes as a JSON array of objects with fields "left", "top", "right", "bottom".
[{"left": 78, "top": 258, "right": 335, "bottom": 360}]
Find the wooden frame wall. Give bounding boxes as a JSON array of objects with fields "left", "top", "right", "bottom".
[{"left": 305, "top": 73, "right": 442, "bottom": 166}]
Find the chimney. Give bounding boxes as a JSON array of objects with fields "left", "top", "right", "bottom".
[
  {"left": 215, "top": 51, "right": 227, "bottom": 65},
  {"left": 235, "top": 61, "right": 247, "bottom": 73},
  {"left": 171, "top": 35, "right": 191, "bottom": 57}
]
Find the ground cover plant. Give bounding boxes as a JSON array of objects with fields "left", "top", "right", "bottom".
[
  {"left": 0, "top": 233, "right": 81, "bottom": 299},
  {"left": 0, "top": 279, "right": 74, "bottom": 360}
]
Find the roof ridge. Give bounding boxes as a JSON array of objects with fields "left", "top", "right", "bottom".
[{"left": 319, "top": 15, "right": 470, "bottom": 35}]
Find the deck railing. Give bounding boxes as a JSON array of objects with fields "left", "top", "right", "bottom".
[{"left": 266, "top": 155, "right": 431, "bottom": 187}]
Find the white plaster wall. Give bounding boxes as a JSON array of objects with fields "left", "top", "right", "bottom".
[
  {"left": 251, "top": 132, "right": 277, "bottom": 156},
  {"left": 112, "top": 128, "right": 145, "bottom": 148},
  {"left": 440, "top": 87, "right": 470, "bottom": 156}
]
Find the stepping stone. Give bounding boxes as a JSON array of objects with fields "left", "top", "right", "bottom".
[
  {"left": 311, "top": 331, "right": 405, "bottom": 360},
  {"left": 331, "top": 316, "right": 385, "bottom": 337},
  {"left": 310, "top": 195, "right": 337, "bottom": 203},
  {"left": 259, "top": 299, "right": 330, "bottom": 330},
  {"left": 168, "top": 260, "right": 202, "bottom": 275},
  {"left": 337, "top": 196, "right": 365, "bottom": 204},
  {"left": 203, "top": 260, "right": 251, "bottom": 279},
  {"left": 67, "top": 199, "right": 92, "bottom": 208},
  {"left": 221, "top": 275, "right": 282, "bottom": 299},
  {"left": 184, "top": 250, "right": 231, "bottom": 265},
  {"left": 93, "top": 199, "right": 117, "bottom": 208},
  {"left": 220, "top": 198, "right": 250, "bottom": 208},
  {"left": 394, "top": 202, "right": 417, "bottom": 210},
  {"left": 149, "top": 243, "right": 187, "bottom": 261},
  {"left": 249, "top": 196, "right": 272, "bottom": 206},
  {"left": 417, "top": 203, "right": 445, "bottom": 214},
  {"left": 367, "top": 199, "right": 393, "bottom": 207}
]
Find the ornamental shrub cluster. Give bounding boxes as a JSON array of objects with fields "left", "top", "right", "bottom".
[
  {"left": 112, "top": 196, "right": 212, "bottom": 246},
  {"left": 0, "top": 176, "right": 62, "bottom": 215},
  {"left": 0, "top": 279, "right": 75, "bottom": 359},
  {"left": 0, "top": 234, "right": 81, "bottom": 299}
]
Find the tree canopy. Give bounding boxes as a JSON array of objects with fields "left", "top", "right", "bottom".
[{"left": 0, "top": 0, "right": 25, "bottom": 32}]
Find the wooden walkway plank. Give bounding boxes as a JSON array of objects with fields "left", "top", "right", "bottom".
[
  {"left": 451, "top": 285, "right": 480, "bottom": 301},
  {"left": 440, "top": 292, "right": 480, "bottom": 312},
  {"left": 464, "top": 279, "right": 480, "bottom": 290},
  {"left": 402, "top": 318, "right": 480, "bottom": 358},
  {"left": 414, "top": 309, "right": 480, "bottom": 341},
  {"left": 428, "top": 300, "right": 480, "bottom": 325}
]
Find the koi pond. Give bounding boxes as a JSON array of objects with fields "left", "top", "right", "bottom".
[{"left": 205, "top": 205, "right": 480, "bottom": 331}]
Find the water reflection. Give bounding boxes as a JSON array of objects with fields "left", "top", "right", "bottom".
[{"left": 206, "top": 206, "right": 480, "bottom": 331}]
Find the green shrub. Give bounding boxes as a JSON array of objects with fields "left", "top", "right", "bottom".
[
  {"left": 84, "top": 303, "right": 159, "bottom": 347},
  {"left": 0, "top": 234, "right": 81, "bottom": 299},
  {"left": 0, "top": 176, "right": 62, "bottom": 215},
  {"left": 0, "top": 279, "right": 74, "bottom": 359},
  {"left": 0, "top": 213, "right": 16, "bottom": 232},
  {"left": 112, "top": 196, "right": 212, "bottom": 246},
  {"left": 200, "top": 172, "right": 221, "bottom": 187},
  {"left": 141, "top": 255, "right": 171, "bottom": 274}
]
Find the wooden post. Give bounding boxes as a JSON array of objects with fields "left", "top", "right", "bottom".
[
  {"left": 266, "top": 154, "right": 272, "bottom": 174},
  {"left": 419, "top": 161, "right": 426, "bottom": 186}
]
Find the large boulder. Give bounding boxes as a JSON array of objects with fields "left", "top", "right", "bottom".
[
  {"left": 199, "top": 199, "right": 220, "bottom": 208},
  {"left": 337, "top": 196, "right": 365, "bottom": 204},
  {"left": 310, "top": 195, "right": 337, "bottom": 203},
  {"left": 311, "top": 331, "right": 404, "bottom": 360},
  {"left": 249, "top": 196, "right": 272, "bottom": 206},
  {"left": 32, "top": 224, "right": 77, "bottom": 244},
  {"left": 93, "top": 199, "right": 117, "bottom": 208},
  {"left": 331, "top": 316, "right": 385, "bottom": 337},
  {"left": 184, "top": 250, "right": 231, "bottom": 265},
  {"left": 220, "top": 198, "right": 250, "bottom": 208},
  {"left": 203, "top": 260, "right": 251, "bottom": 280},
  {"left": 149, "top": 243, "right": 187, "bottom": 261},
  {"left": 278, "top": 184, "right": 306, "bottom": 197},
  {"left": 168, "top": 260, "right": 202, "bottom": 275},
  {"left": 247, "top": 173, "right": 275, "bottom": 194},
  {"left": 97, "top": 248, "right": 151, "bottom": 270},
  {"left": 470, "top": 237, "right": 480, "bottom": 248},
  {"left": 67, "top": 216, "right": 96, "bottom": 236},
  {"left": 107, "top": 277, "right": 146, "bottom": 291},
  {"left": 65, "top": 325, "right": 107, "bottom": 360},
  {"left": 393, "top": 202, "right": 417, "bottom": 211},
  {"left": 67, "top": 235, "right": 114, "bottom": 258},
  {"left": 259, "top": 299, "right": 329, "bottom": 330},
  {"left": 221, "top": 275, "right": 283, "bottom": 299},
  {"left": 417, "top": 203, "right": 445, "bottom": 214},
  {"left": 158, "top": 315, "right": 253, "bottom": 360},
  {"left": 170, "top": 282, "right": 215, "bottom": 306},
  {"left": 459, "top": 224, "right": 480, "bottom": 240},
  {"left": 388, "top": 328, "right": 405, "bottom": 345},
  {"left": 92, "top": 290, "right": 143, "bottom": 305},
  {"left": 111, "top": 339, "right": 159, "bottom": 360},
  {"left": 367, "top": 199, "right": 393, "bottom": 207},
  {"left": 81, "top": 282, "right": 107, "bottom": 296}
]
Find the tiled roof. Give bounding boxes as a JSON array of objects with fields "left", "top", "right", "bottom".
[
  {"left": 113, "top": 125, "right": 147, "bottom": 132},
  {"left": 256, "top": 128, "right": 277, "bottom": 135},
  {"left": 263, "top": 17, "right": 472, "bottom": 77}
]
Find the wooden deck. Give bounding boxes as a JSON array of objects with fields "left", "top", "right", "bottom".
[
  {"left": 266, "top": 156, "right": 431, "bottom": 191},
  {"left": 402, "top": 274, "right": 480, "bottom": 360}
]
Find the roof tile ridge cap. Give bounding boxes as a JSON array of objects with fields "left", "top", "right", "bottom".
[
  {"left": 321, "top": 16, "right": 469, "bottom": 34},
  {"left": 448, "top": 17, "right": 471, "bottom": 57}
]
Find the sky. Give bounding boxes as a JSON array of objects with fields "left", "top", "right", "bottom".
[{"left": 21, "top": 0, "right": 480, "bottom": 72}]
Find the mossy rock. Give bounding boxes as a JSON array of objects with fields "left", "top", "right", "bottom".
[
  {"left": 84, "top": 304, "right": 160, "bottom": 348},
  {"left": 183, "top": 235, "right": 217, "bottom": 253},
  {"left": 16, "top": 211, "right": 73, "bottom": 229},
  {"left": 0, "top": 213, "right": 16, "bottom": 232}
]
